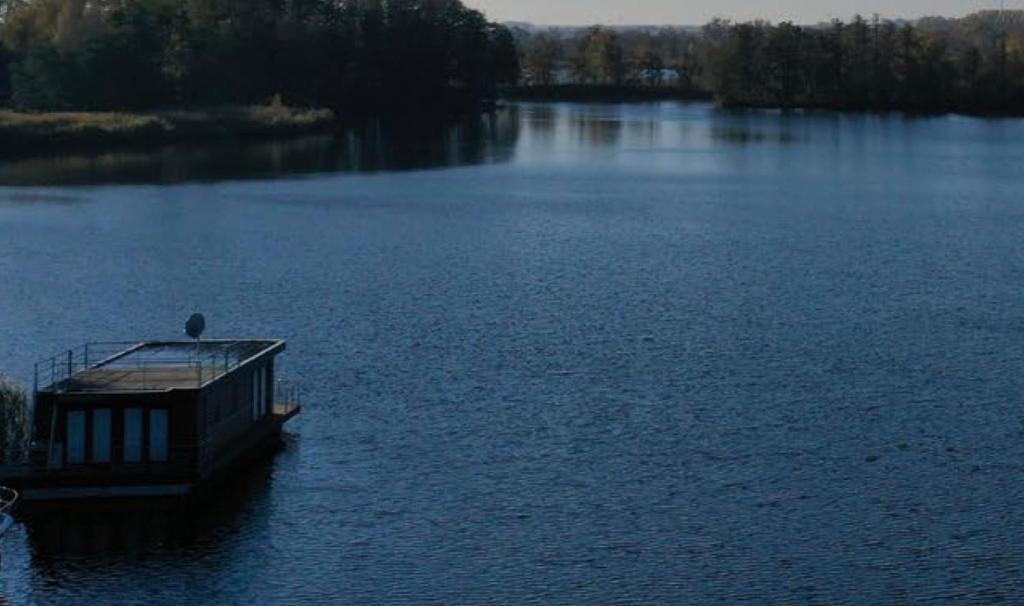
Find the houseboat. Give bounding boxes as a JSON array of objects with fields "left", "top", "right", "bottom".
[{"left": 0, "top": 339, "right": 301, "bottom": 501}]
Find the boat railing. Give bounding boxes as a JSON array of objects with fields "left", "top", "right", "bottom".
[
  {"left": 34, "top": 341, "right": 141, "bottom": 392},
  {"left": 0, "top": 487, "right": 17, "bottom": 512},
  {"left": 0, "top": 486, "right": 16, "bottom": 536},
  {"left": 275, "top": 380, "right": 302, "bottom": 416},
  {"left": 34, "top": 341, "right": 259, "bottom": 393}
]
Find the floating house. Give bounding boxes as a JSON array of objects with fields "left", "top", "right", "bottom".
[{"left": 1, "top": 340, "right": 301, "bottom": 501}]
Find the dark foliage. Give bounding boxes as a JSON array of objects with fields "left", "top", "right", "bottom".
[
  {"left": 514, "top": 11, "right": 1024, "bottom": 114},
  {"left": 516, "top": 25, "right": 704, "bottom": 94},
  {"left": 0, "top": 0, "right": 521, "bottom": 114},
  {"left": 696, "top": 15, "right": 1024, "bottom": 113},
  {"left": 0, "top": 41, "right": 10, "bottom": 106}
]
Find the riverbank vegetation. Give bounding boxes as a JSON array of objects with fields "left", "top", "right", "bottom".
[
  {"left": 513, "top": 11, "right": 1024, "bottom": 114},
  {"left": 0, "top": 99, "right": 335, "bottom": 150},
  {"left": 501, "top": 84, "right": 710, "bottom": 103},
  {"left": 0, "top": 375, "right": 29, "bottom": 464},
  {"left": 2, "top": 4, "right": 1023, "bottom": 127},
  {"left": 0, "top": 0, "right": 520, "bottom": 115}
]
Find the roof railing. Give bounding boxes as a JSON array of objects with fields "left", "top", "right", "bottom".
[
  {"left": 33, "top": 342, "right": 141, "bottom": 394},
  {"left": 33, "top": 341, "right": 269, "bottom": 394},
  {"left": 275, "top": 379, "right": 302, "bottom": 417}
]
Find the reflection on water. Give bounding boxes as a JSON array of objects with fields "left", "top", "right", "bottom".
[
  {"left": 0, "top": 110, "right": 521, "bottom": 186},
  {"left": 5, "top": 102, "right": 1017, "bottom": 189},
  {"left": 23, "top": 447, "right": 280, "bottom": 563},
  {"left": 710, "top": 126, "right": 799, "bottom": 144},
  {"left": 509, "top": 102, "right": 820, "bottom": 171},
  {"left": 568, "top": 108, "right": 624, "bottom": 148},
  {"left": 0, "top": 103, "right": 945, "bottom": 188}
]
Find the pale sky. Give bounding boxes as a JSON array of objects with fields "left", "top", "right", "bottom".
[{"left": 464, "top": 0, "right": 1022, "bottom": 25}]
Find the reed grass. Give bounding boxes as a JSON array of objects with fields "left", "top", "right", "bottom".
[{"left": 0, "top": 103, "right": 336, "bottom": 151}]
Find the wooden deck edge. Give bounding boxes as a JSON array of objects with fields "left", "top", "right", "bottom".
[{"left": 21, "top": 483, "right": 193, "bottom": 501}]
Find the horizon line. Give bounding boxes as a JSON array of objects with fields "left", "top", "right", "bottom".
[{"left": 498, "top": 7, "right": 1020, "bottom": 29}]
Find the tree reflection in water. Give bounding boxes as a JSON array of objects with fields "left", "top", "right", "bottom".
[{"left": 0, "top": 109, "right": 521, "bottom": 187}]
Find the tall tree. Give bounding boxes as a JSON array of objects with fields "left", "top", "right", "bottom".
[
  {"left": 523, "top": 30, "right": 560, "bottom": 85},
  {"left": 575, "top": 26, "right": 625, "bottom": 85},
  {"left": 0, "top": 39, "right": 11, "bottom": 105}
]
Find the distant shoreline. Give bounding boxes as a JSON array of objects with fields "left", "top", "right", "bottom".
[
  {"left": 500, "top": 86, "right": 1024, "bottom": 118},
  {"left": 0, "top": 104, "right": 336, "bottom": 154},
  {"left": 500, "top": 85, "right": 713, "bottom": 103},
  {"left": 3, "top": 95, "right": 1020, "bottom": 159}
]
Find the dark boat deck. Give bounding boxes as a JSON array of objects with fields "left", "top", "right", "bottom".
[
  {"left": 39, "top": 340, "right": 283, "bottom": 394},
  {"left": 60, "top": 366, "right": 228, "bottom": 392}
]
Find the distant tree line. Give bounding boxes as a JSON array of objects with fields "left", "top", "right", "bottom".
[
  {"left": 514, "top": 11, "right": 1024, "bottom": 113},
  {"left": 0, "top": 0, "right": 520, "bottom": 114},
  {"left": 3, "top": 4, "right": 1023, "bottom": 116},
  {"left": 518, "top": 26, "right": 703, "bottom": 91}
]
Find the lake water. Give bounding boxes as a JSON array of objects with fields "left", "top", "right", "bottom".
[{"left": 2, "top": 102, "right": 1024, "bottom": 604}]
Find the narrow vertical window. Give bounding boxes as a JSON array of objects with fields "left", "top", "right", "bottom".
[
  {"left": 259, "top": 367, "right": 267, "bottom": 417},
  {"left": 124, "top": 408, "right": 142, "bottom": 463},
  {"left": 252, "top": 369, "right": 260, "bottom": 420},
  {"left": 92, "top": 409, "right": 112, "bottom": 463},
  {"left": 67, "top": 411, "right": 86, "bottom": 464},
  {"left": 149, "top": 409, "right": 169, "bottom": 462}
]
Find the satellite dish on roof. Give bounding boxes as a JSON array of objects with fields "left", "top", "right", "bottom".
[{"left": 186, "top": 313, "right": 206, "bottom": 340}]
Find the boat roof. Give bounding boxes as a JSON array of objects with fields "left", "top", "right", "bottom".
[{"left": 37, "top": 340, "right": 285, "bottom": 394}]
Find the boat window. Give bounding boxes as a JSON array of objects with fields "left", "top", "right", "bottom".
[
  {"left": 124, "top": 408, "right": 143, "bottom": 463},
  {"left": 150, "top": 409, "right": 169, "bottom": 462},
  {"left": 259, "top": 367, "right": 267, "bottom": 417},
  {"left": 92, "top": 409, "right": 112, "bottom": 463},
  {"left": 253, "top": 366, "right": 266, "bottom": 419},
  {"left": 67, "top": 411, "right": 86, "bottom": 464},
  {"left": 252, "top": 369, "right": 259, "bottom": 419}
]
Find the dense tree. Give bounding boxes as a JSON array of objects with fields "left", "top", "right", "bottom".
[
  {"left": 487, "top": 23, "right": 520, "bottom": 86},
  {"left": 574, "top": 27, "right": 625, "bottom": 85},
  {"left": 0, "top": 39, "right": 10, "bottom": 105},
  {"left": 522, "top": 31, "right": 561, "bottom": 85},
  {"left": 0, "top": 0, "right": 519, "bottom": 113},
  {"left": 0, "top": 376, "right": 30, "bottom": 464},
  {"left": 513, "top": 11, "right": 1024, "bottom": 114},
  {"left": 3, "top": 4, "right": 1023, "bottom": 115}
]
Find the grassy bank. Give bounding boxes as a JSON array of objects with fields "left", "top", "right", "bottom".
[
  {"left": 0, "top": 103, "right": 336, "bottom": 153},
  {"left": 500, "top": 85, "right": 713, "bottom": 103}
]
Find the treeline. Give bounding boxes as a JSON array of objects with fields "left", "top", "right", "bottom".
[
  {"left": 3, "top": 4, "right": 1023, "bottom": 116},
  {"left": 0, "top": 0, "right": 520, "bottom": 114},
  {"left": 514, "top": 11, "right": 1024, "bottom": 113},
  {"left": 517, "top": 26, "right": 702, "bottom": 92}
]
